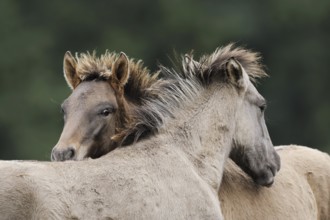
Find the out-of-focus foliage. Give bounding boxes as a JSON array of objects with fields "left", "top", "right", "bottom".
[{"left": 0, "top": 0, "right": 329, "bottom": 160}]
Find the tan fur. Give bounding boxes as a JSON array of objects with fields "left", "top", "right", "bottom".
[
  {"left": 277, "top": 145, "right": 330, "bottom": 220},
  {"left": 220, "top": 145, "right": 330, "bottom": 220}
]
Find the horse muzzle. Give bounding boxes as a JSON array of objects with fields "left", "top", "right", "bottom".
[{"left": 51, "top": 147, "right": 76, "bottom": 161}]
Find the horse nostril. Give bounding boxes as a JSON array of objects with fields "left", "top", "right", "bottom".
[{"left": 64, "top": 147, "right": 75, "bottom": 160}]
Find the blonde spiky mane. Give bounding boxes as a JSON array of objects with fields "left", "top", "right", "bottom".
[
  {"left": 203, "top": 43, "right": 267, "bottom": 80},
  {"left": 182, "top": 43, "right": 267, "bottom": 83}
]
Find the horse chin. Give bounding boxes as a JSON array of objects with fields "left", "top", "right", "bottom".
[
  {"left": 253, "top": 167, "right": 275, "bottom": 187},
  {"left": 229, "top": 143, "right": 279, "bottom": 187},
  {"left": 263, "top": 178, "right": 274, "bottom": 187}
]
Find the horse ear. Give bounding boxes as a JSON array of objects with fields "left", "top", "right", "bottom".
[
  {"left": 225, "top": 58, "right": 246, "bottom": 89},
  {"left": 111, "top": 52, "right": 130, "bottom": 87},
  {"left": 63, "top": 51, "right": 80, "bottom": 90}
]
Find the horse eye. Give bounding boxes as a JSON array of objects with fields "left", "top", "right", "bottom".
[
  {"left": 100, "top": 108, "right": 112, "bottom": 117},
  {"left": 259, "top": 104, "right": 267, "bottom": 112},
  {"left": 61, "top": 107, "right": 65, "bottom": 115}
]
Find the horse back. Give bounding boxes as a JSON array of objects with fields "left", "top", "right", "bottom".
[{"left": 276, "top": 145, "right": 330, "bottom": 220}]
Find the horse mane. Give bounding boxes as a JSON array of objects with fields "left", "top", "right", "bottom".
[
  {"left": 72, "top": 51, "right": 161, "bottom": 103},
  {"left": 181, "top": 43, "right": 267, "bottom": 83},
  {"left": 117, "top": 44, "right": 268, "bottom": 145}
]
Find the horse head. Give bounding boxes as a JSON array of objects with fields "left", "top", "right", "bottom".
[
  {"left": 183, "top": 45, "right": 280, "bottom": 186},
  {"left": 227, "top": 58, "right": 280, "bottom": 186},
  {"left": 51, "top": 52, "right": 131, "bottom": 161}
]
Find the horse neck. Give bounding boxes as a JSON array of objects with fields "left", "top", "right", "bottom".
[{"left": 163, "top": 83, "right": 239, "bottom": 191}]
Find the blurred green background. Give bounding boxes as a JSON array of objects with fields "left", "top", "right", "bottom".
[{"left": 0, "top": 0, "right": 329, "bottom": 160}]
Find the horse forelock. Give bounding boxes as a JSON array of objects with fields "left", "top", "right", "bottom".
[
  {"left": 74, "top": 51, "right": 114, "bottom": 81},
  {"left": 72, "top": 51, "right": 159, "bottom": 99}
]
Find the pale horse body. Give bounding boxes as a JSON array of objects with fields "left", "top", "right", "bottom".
[
  {"left": 221, "top": 145, "right": 330, "bottom": 220},
  {"left": 0, "top": 55, "right": 266, "bottom": 218}
]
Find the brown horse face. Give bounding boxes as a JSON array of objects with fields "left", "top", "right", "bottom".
[
  {"left": 51, "top": 81, "right": 118, "bottom": 161},
  {"left": 51, "top": 52, "right": 130, "bottom": 161}
]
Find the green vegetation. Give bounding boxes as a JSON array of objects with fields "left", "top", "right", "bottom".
[{"left": 0, "top": 0, "right": 329, "bottom": 160}]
